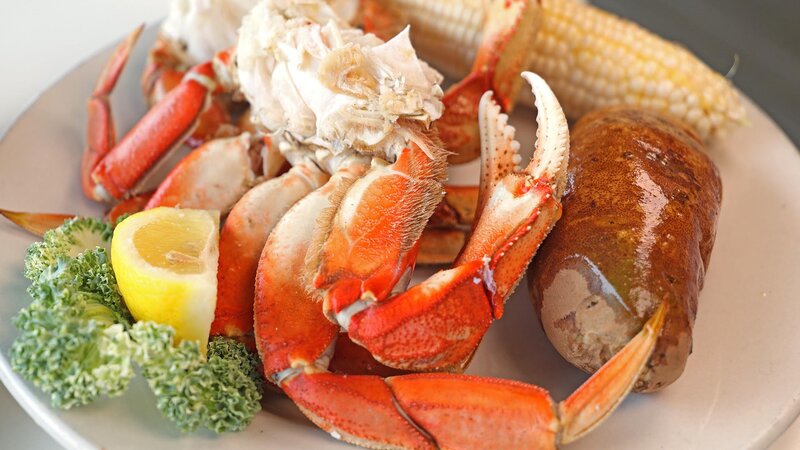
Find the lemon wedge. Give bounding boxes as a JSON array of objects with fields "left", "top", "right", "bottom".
[{"left": 111, "top": 207, "right": 219, "bottom": 351}]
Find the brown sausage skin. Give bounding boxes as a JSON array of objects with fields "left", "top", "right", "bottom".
[{"left": 528, "top": 107, "right": 722, "bottom": 392}]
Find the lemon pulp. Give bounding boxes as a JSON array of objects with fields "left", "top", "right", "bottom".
[
  {"left": 111, "top": 207, "right": 220, "bottom": 351},
  {"left": 133, "top": 215, "right": 213, "bottom": 274}
]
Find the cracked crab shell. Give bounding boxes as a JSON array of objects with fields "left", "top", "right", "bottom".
[{"left": 528, "top": 107, "right": 722, "bottom": 392}]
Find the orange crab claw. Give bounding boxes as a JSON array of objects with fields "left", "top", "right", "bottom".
[
  {"left": 310, "top": 143, "right": 447, "bottom": 320},
  {"left": 311, "top": 73, "right": 569, "bottom": 372},
  {"left": 457, "top": 73, "right": 569, "bottom": 317}
]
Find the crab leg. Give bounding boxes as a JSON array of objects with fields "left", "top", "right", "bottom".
[
  {"left": 259, "top": 262, "right": 665, "bottom": 450},
  {"left": 141, "top": 34, "right": 240, "bottom": 148},
  {"left": 456, "top": 71, "right": 568, "bottom": 312},
  {"left": 254, "top": 159, "right": 369, "bottom": 377},
  {"left": 418, "top": 185, "right": 478, "bottom": 265},
  {"left": 144, "top": 133, "right": 262, "bottom": 212},
  {"left": 0, "top": 209, "right": 74, "bottom": 237},
  {"left": 86, "top": 45, "right": 238, "bottom": 202},
  {"left": 211, "top": 161, "right": 329, "bottom": 338},
  {"left": 89, "top": 60, "right": 218, "bottom": 201},
  {"left": 82, "top": 25, "right": 143, "bottom": 200},
  {"left": 311, "top": 73, "right": 568, "bottom": 371}
]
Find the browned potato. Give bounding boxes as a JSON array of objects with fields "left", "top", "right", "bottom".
[{"left": 528, "top": 107, "right": 722, "bottom": 392}]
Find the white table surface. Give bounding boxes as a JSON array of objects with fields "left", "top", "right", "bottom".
[{"left": 0, "top": 1, "right": 798, "bottom": 449}]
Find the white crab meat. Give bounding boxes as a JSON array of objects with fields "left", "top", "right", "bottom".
[
  {"left": 236, "top": 0, "right": 444, "bottom": 161},
  {"left": 162, "top": 0, "right": 259, "bottom": 64}
]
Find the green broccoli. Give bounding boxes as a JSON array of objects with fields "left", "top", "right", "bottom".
[
  {"left": 24, "top": 217, "right": 112, "bottom": 281},
  {"left": 27, "top": 248, "right": 133, "bottom": 326},
  {"left": 11, "top": 249, "right": 137, "bottom": 409},
  {"left": 130, "top": 322, "right": 263, "bottom": 433}
]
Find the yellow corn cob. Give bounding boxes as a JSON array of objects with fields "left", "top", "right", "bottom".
[{"left": 372, "top": 0, "right": 746, "bottom": 140}]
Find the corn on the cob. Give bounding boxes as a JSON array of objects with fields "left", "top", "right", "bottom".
[
  {"left": 532, "top": 0, "right": 745, "bottom": 139},
  {"left": 372, "top": 0, "right": 745, "bottom": 140}
]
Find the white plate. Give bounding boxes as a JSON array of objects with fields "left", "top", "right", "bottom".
[{"left": 2, "top": 25, "right": 800, "bottom": 450}]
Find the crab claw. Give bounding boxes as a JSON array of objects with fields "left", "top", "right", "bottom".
[
  {"left": 313, "top": 72, "right": 570, "bottom": 371},
  {"left": 457, "top": 71, "right": 570, "bottom": 317},
  {"left": 309, "top": 143, "right": 448, "bottom": 322}
]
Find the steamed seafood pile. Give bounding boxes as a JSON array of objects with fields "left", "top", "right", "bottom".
[{"left": 1, "top": 0, "right": 735, "bottom": 448}]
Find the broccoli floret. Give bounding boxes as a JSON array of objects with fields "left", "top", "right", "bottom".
[
  {"left": 13, "top": 217, "right": 137, "bottom": 408},
  {"left": 11, "top": 293, "right": 134, "bottom": 409},
  {"left": 130, "top": 322, "right": 263, "bottom": 433},
  {"left": 28, "top": 248, "right": 133, "bottom": 326},
  {"left": 208, "top": 337, "right": 264, "bottom": 396},
  {"left": 24, "top": 217, "right": 112, "bottom": 280}
]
